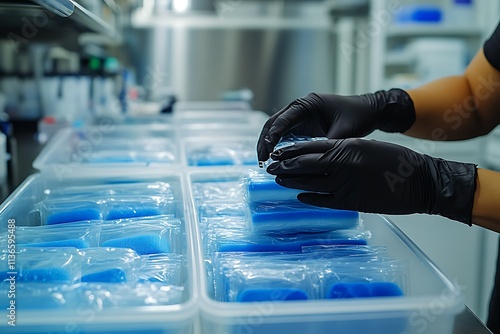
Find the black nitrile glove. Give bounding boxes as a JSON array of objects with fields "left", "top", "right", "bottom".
[
  {"left": 266, "top": 138, "right": 477, "bottom": 225},
  {"left": 257, "top": 89, "right": 416, "bottom": 163}
]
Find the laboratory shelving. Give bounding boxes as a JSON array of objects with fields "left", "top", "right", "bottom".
[{"left": 0, "top": 0, "right": 121, "bottom": 43}]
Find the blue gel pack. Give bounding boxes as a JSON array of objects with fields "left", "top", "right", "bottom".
[
  {"left": 81, "top": 268, "right": 127, "bottom": 283},
  {"left": 218, "top": 237, "right": 367, "bottom": 253},
  {"left": 23, "top": 239, "right": 89, "bottom": 249},
  {"left": 250, "top": 201, "right": 359, "bottom": 234},
  {"left": 102, "top": 234, "right": 170, "bottom": 255},
  {"left": 189, "top": 156, "right": 235, "bottom": 166},
  {"left": 328, "top": 282, "right": 404, "bottom": 299},
  {"left": 246, "top": 178, "right": 302, "bottom": 203},
  {"left": 45, "top": 208, "right": 101, "bottom": 225},
  {"left": 237, "top": 288, "right": 309, "bottom": 302},
  {"left": 105, "top": 206, "right": 162, "bottom": 220},
  {"left": 0, "top": 269, "right": 71, "bottom": 283}
]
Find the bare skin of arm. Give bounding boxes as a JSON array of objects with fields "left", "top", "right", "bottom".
[
  {"left": 405, "top": 50, "right": 500, "bottom": 232},
  {"left": 406, "top": 49, "right": 500, "bottom": 140}
]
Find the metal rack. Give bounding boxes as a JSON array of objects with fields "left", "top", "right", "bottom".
[{"left": 0, "top": 0, "right": 121, "bottom": 42}]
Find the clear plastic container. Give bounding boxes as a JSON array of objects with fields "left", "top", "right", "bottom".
[
  {"left": 182, "top": 136, "right": 258, "bottom": 167},
  {"left": 0, "top": 170, "right": 198, "bottom": 334},
  {"left": 32, "top": 124, "right": 179, "bottom": 171},
  {"left": 187, "top": 169, "right": 464, "bottom": 334}
]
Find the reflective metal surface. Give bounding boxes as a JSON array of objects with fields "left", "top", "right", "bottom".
[
  {"left": 453, "top": 307, "right": 492, "bottom": 334},
  {"left": 32, "top": 0, "right": 74, "bottom": 17},
  {"left": 125, "top": 1, "right": 336, "bottom": 113}
]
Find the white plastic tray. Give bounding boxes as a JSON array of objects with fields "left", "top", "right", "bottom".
[
  {"left": 187, "top": 169, "right": 465, "bottom": 334},
  {"left": 0, "top": 170, "right": 199, "bottom": 334}
]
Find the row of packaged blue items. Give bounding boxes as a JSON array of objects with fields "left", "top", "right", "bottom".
[
  {"left": 203, "top": 226, "right": 369, "bottom": 254},
  {"left": 33, "top": 196, "right": 177, "bottom": 225},
  {"left": 192, "top": 181, "right": 244, "bottom": 202},
  {"left": 211, "top": 246, "right": 406, "bottom": 302},
  {"left": 29, "top": 182, "right": 176, "bottom": 225},
  {"left": 190, "top": 168, "right": 409, "bottom": 304},
  {"left": 0, "top": 216, "right": 184, "bottom": 254},
  {"left": 0, "top": 282, "right": 185, "bottom": 310},
  {"left": 198, "top": 199, "right": 360, "bottom": 236},
  {"left": 0, "top": 247, "right": 186, "bottom": 285},
  {"left": 186, "top": 141, "right": 257, "bottom": 166},
  {"left": 42, "top": 182, "right": 174, "bottom": 200},
  {"left": 68, "top": 130, "right": 177, "bottom": 164},
  {"left": 240, "top": 169, "right": 360, "bottom": 235}
]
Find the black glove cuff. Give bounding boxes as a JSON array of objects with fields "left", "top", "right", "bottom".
[
  {"left": 373, "top": 88, "right": 416, "bottom": 133},
  {"left": 426, "top": 157, "right": 478, "bottom": 226}
]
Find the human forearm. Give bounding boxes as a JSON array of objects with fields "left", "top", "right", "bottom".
[
  {"left": 405, "top": 50, "right": 500, "bottom": 140},
  {"left": 472, "top": 168, "right": 500, "bottom": 232}
]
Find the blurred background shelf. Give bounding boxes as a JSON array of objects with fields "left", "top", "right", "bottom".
[{"left": 0, "top": 0, "right": 121, "bottom": 42}]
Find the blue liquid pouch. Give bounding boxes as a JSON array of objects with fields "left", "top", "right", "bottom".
[
  {"left": 79, "top": 247, "right": 142, "bottom": 283},
  {"left": 0, "top": 247, "right": 82, "bottom": 284},
  {"left": 0, "top": 223, "right": 100, "bottom": 249},
  {"left": 187, "top": 141, "right": 257, "bottom": 166},
  {"left": 214, "top": 260, "right": 313, "bottom": 303},
  {"left": 209, "top": 228, "right": 369, "bottom": 254},
  {"left": 138, "top": 253, "right": 185, "bottom": 285},
  {"left": 99, "top": 218, "right": 183, "bottom": 255},
  {"left": 250, "top": 200, "right": 360, "bottom": 235}
]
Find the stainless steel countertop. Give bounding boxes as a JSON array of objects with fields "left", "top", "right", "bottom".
[{"left": 454, "top": 307, "right": 492, "bottom": 333}]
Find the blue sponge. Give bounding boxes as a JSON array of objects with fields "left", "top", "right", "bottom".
[
  {"left": 0, "top": 269, "right": 71, "bottom": 283},
  {"left": 250, "top": 201, "right": 359, "bottom": 233},
  {"left": 237, "top": 288, "right": 308, "bottom": 302},
  {"left": 106, "top": 206, "right": 161, "bottom": 220},
  {"left": 46, "top": 208, "right": 101, "bottom": 225},
  {"left": 246, "top": 180, "right": 302, "bottom": 203},
  {"left": 102, "top": 234, "right": 170, "bottom": 255},
  {"left": 23, "top": 239, "right": 89, "bottom": 248},
  {"left": 82, "top": 268, "right": 127, "bottom": 283},
  {"left": 328, "top": 282, "right": 404, "bottom": 299}
]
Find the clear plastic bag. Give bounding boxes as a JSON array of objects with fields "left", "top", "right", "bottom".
[
  {"left": 316, "top": 259, "right": 407, "bottom": 299},
  {"left": 198, "top": 200, "right": 249, "bottom": 220},
  {"left": 34, "top": 199, "right": 103, "bottom": 225},
  {"left": 192, "top": 181, "right": 243, "bottom": 202},
  {"left": 187, "top": 141, "right": 257, "bottom": 166},
  {"left": 99, "top": 218, "right": 183, "bottom": 255},
  {"left": 138, "top": 253, "right": 186, "bottom": 285},
  {"left": 0, "top": 247, "right": 82, "bottom": 284},
  {"left": 249, "top": 201, "right": 360, "bottom": 235},
  {"left": 0, "top": 282, "right": 185, "bottom": 310},
  {"left": 103, "top": 195, "right": 176, "bottom": 220},
  {"left": 199, "top": 216, "right": 250, "bottom": 234},
  {"left": 0, "top": 223, "right": 100, "bottom": 248},
  {"left": 263, "top": 134, "right": 328, "bottom": 168},
  {"left": 79, "top": 247, "right": 142, "bottom": 284},
  {"left": 77, "top": 282, "right": 185, "bottom": 308},
  {"left": 241, "top": 169, "right": 302, "bottom": 204},
  {"left": 34, "top": 194, "right": 176, "bottom": 225},
  {"left": 205, "top": 228, "right": 370, "bottom": 254},
  {"left": 214, "top": 260, "right": 313, "bottom": 302},
  {"left": 43, "top": 182, "right": 174, "bottom": 201}
]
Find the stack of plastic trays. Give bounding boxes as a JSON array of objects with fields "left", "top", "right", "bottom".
[
  {"left": 32, "top": 124, "right": 179, "bottom": 173},
  {"left": 188, "top": 169, "right": 464, "bottom": 334},
  {"left": 183, "top": 136, "right": 259, "bottom": 167},
  {"left": 0, "top": 171, "right": 197, "bottom": 334}
]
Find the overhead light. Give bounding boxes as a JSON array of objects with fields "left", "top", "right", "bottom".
[{"left": 173, "top": 0, "right": 190, "bottom": 12}]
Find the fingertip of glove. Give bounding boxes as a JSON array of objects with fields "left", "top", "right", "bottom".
[{"left": 297, "top": 192, "right": 310, "bottom": 204}]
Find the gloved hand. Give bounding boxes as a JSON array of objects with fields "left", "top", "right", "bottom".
[
  {"left": 257, "top": 89, "right": 416, "bottom": 163},
  {"left": 266, "top": 138, "right": 477, "bottom": 225}
]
